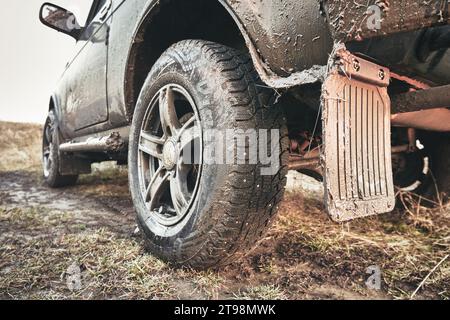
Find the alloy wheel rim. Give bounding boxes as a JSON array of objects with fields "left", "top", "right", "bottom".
[{"left": 137, "top": 84, "right": 203, "bottom": 227}]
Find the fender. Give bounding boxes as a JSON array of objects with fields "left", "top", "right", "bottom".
[
  {"left": 120, "top": 0, "right": 162, "bottom": 120},
  {"left": 123, "top": 0, "right": 333, "bottom": 96},
  {"left": 217, "top": 0, "right": 332, "bottom": 88},
  {"left": 48, "top": 94, "right": 69, "bottom": 140},
  {"left": 48, "top": 95, "right": 60, "bottom": 125}
]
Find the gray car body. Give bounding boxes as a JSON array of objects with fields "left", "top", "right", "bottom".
[{"left": 49, "top": 0, "right": 449, "bottom": 141}]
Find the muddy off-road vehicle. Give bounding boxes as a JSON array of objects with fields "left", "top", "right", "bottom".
[{"left": 39, "top": 0, "right": 450, "bottom": 268}]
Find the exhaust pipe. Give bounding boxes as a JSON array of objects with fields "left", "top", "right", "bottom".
[
  {"left": 391, "top": 84, "right": 450, "bottom": 114},
  {"left": 391, "top": 84, "right": 450, "bottom": 132}
]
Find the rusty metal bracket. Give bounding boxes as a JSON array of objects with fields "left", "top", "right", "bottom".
[
  {"left": 322, "top": 49, "right": 396, "bottom": 222},
  {"left": 323, "top": 0, "right": 449, "bottom": 42}
]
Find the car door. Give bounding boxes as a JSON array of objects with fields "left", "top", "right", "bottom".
[{"left": 65, "top": 0, "right": 112, "bottom": 131}]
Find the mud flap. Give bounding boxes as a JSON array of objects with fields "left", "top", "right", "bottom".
[
  {"left": 55, "top": 131, "right": 92, "bottom": 176},
  {"left": 322, "top": 49, "right": 396, "bottom": 222}
]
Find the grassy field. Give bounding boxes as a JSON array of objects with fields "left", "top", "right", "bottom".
[
  {"left": 0, "top": 121, "right": 448, "bottom": 300},
  {"left": 0, "top": 122, "right": 42, "bottom": 172}
]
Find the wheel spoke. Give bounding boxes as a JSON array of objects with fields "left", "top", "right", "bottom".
[
  {"left": 43, "top": 147, "right": 50, "bottom": 157},
  {"left": 48, "top": 144, "right": 54, "bottom": 158},
  {"left": 145, "top": 166, "right": 170, "bottom": 210},
  {"left": 45, "top": 125, "right": 53, "bottom": 143},
  {"left": 170, "top": 166, "right": 190, "bottom": 215},
  {"left": 179, "top": 125, "right": 201, "bottom": 165},
  {"left": 139, "top": 131, "right": 164, "bottom": 159},
  {"left": 176, "top": 115, "right": 196, "bottom": 140},
  {"left": 179, "top": 125, "right": 200, "bottom": 150},
  {"left": 159, "top": 87, "right": 181, "bottom": 137}
]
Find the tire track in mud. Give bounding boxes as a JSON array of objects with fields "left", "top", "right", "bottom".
[
  {"left": 1, "top": 170, "right": 424, "bottom": 300},
  {"left": 0, "top": 171, "right": 136, "bottom": 237}
]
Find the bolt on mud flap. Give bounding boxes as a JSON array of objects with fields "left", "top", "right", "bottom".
[{"left": 322, "top": 49, "right": 396, "bottom": 222}]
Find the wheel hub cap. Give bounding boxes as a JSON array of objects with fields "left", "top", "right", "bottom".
[{"left": 162, "top": 139, "right": 178, "bottom": 169}]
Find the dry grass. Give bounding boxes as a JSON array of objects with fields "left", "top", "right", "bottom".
[
  {"left": 0, "top": 122, "right": 42, "bottom": 172},
  {"left": 1, "top": 173, "right": 448, "bottom": 300},
  {"left": 0, "top": 121, "right": 448, "bottom": 300},
  {"left": 0, "top": 206, "right": 229, "bottom": 299},
  {"left": 267, "top": 188, "right": 450, "bottom": 300},
  {"left": 1, "top": 213, "right": 168, "bottom": 299}
]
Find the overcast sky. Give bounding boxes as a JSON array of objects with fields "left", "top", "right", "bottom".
[{"left": 0, "top": 0, "right": 93, "bottom": 124}]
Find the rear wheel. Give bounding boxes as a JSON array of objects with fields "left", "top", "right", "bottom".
[
  {"left": 392, "top": 128, "right": 450, "bottom": 205},
  {"left": 42, "top": 110, "right": 78, "bottom": 188},
  {"left": 392, "top": 144, "right": 431, "bottom": 194},
  {"left": 128, "top": 40, "right": 289, "bottom": 269}
]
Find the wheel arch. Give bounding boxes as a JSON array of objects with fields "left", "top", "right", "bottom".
[
  {"left": 48, "top": 95, "right": 61, "bottom": 124},
  {"left": 123, "top": 0, "right": 255, "bottom": 119}
]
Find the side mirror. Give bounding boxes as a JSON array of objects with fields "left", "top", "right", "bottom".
[{"left": 39, "top": 3, "right": 81, "bottom": 40}]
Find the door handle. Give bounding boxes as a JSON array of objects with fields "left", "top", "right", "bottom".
[{"left": 99, "top": 0, "right": 112, "bottom": 22}]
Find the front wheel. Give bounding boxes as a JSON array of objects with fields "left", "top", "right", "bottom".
[
  {"left": 42, "top": 110, "right": 78, "bottom": 188},
  {"left": 128, "top": 40, "right": 289, "bottom": 269}
]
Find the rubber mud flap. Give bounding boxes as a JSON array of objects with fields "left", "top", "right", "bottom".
[{"left": 322, "top": 49, "right": 396, "bottom": 222}]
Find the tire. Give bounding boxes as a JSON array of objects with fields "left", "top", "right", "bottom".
[
  {"left": 128, "top": 40, "right": 289, "bottom": 269},
  {"left": 42, "top": 110, "right": 78, "bottom": 188},
  {"left": 391, "top": 128, "right": 437, "bottom": 207},
  {"left": 392, "top": 147, "right": 431, "bottom": 194}
]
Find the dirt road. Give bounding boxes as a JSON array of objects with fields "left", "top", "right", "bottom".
[{"left": 0, "top": 121, "right": 448, "bottom": 300}]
